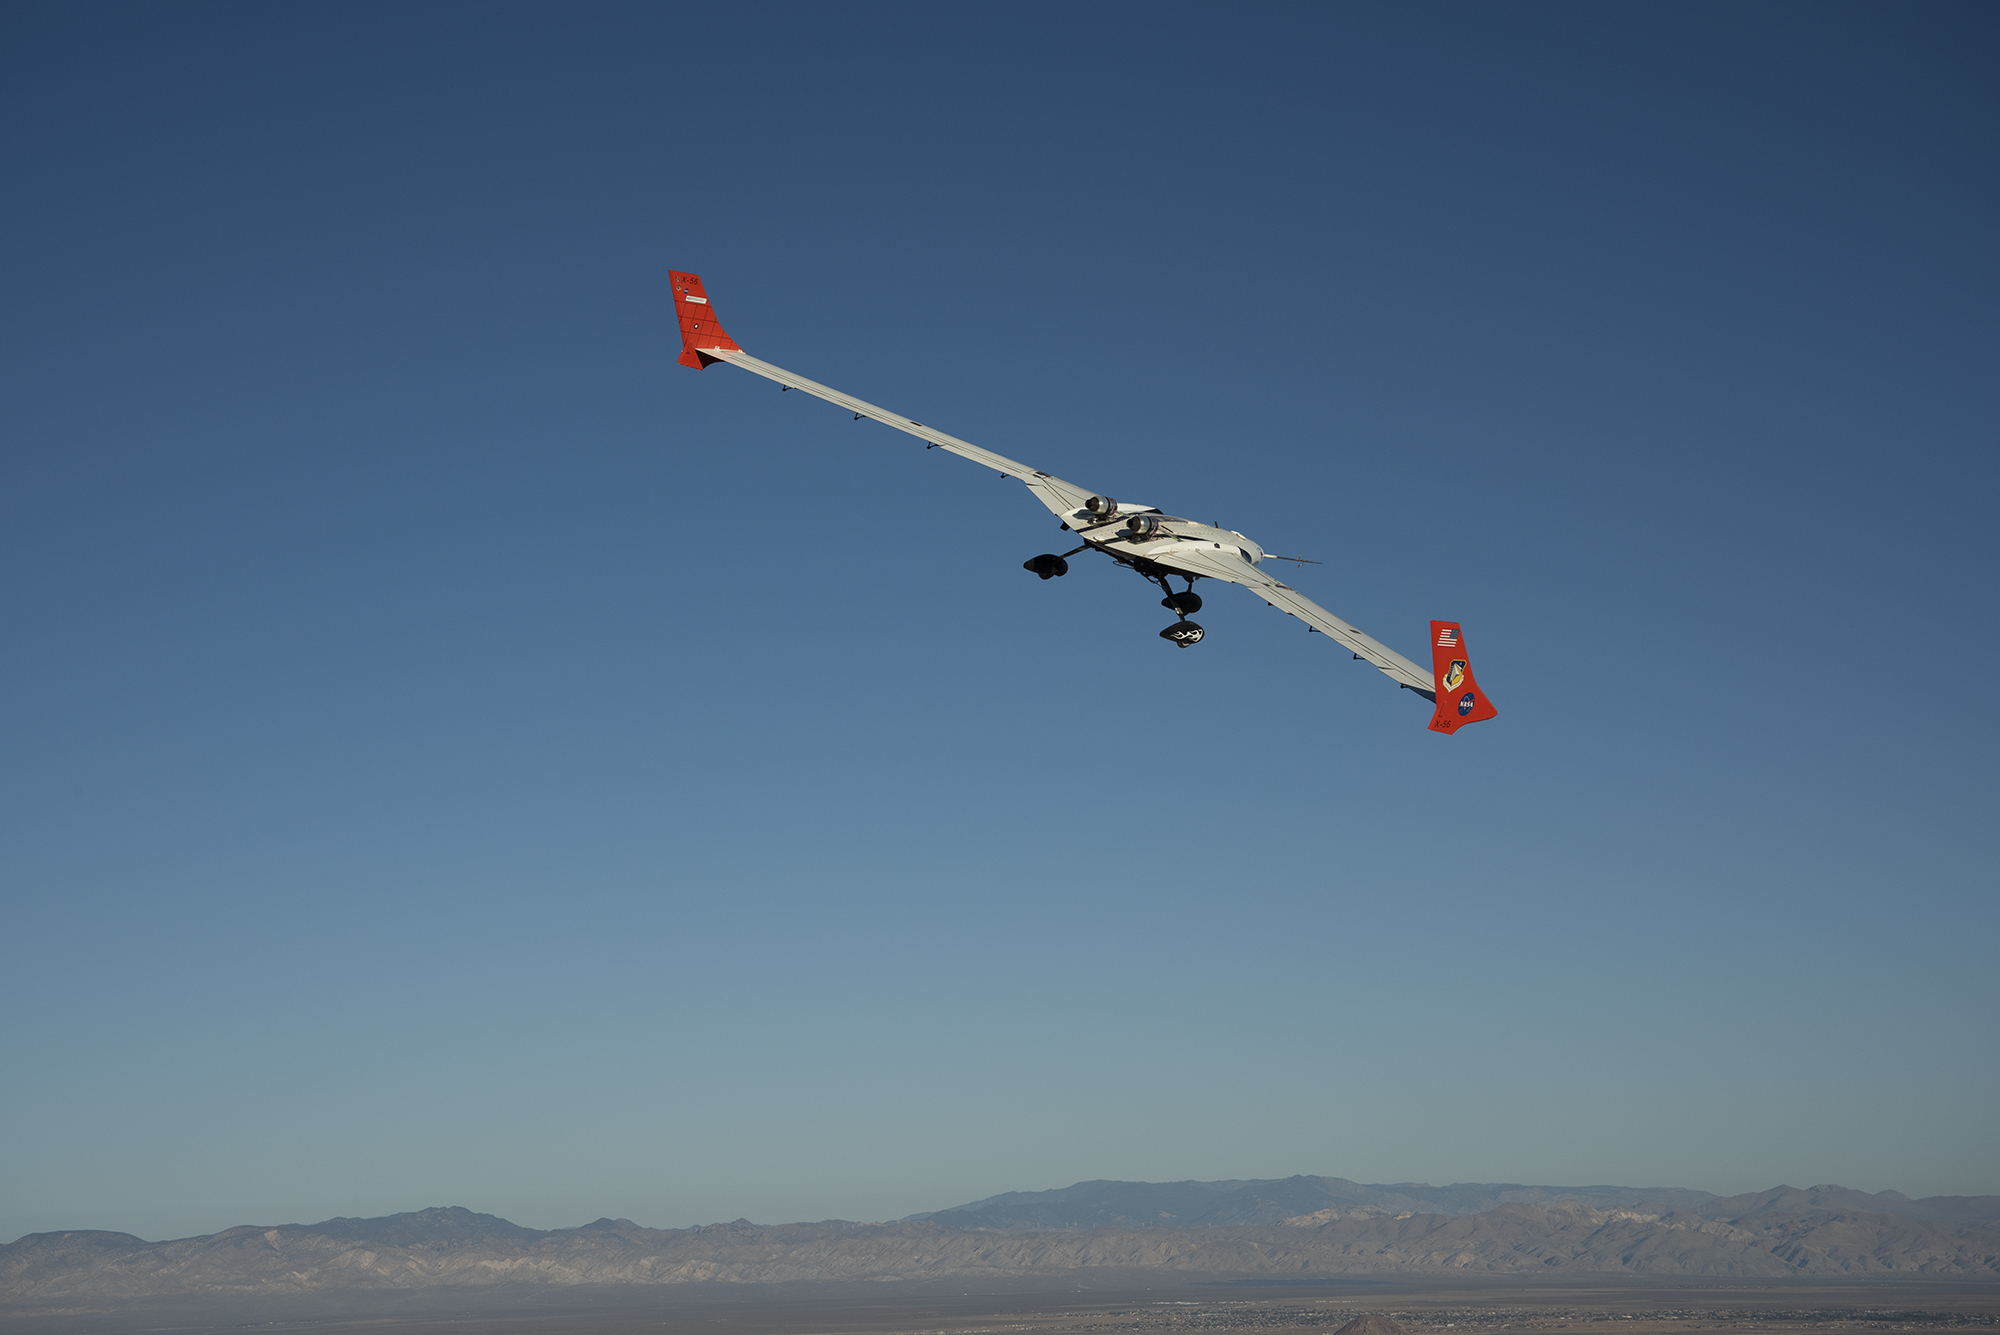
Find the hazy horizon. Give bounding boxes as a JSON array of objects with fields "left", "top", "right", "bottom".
[{"left": 15, "top": 1172, "right": 2000, "bottom": 1247}]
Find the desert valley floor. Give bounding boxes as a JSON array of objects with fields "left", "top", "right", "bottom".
[{"left": 10, "top": 1275, "right": 1998, "bottom": 1335}]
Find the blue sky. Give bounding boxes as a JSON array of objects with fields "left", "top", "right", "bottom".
[{"left": 2, "top": 2, "right": 1995, "bottom": 1243}]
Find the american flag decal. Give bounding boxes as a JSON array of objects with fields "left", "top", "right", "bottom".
[{"left": 1436, "top": 628, "right": 1459, "bottom": 648}]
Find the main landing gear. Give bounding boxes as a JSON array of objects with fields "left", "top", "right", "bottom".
[{"left": 1153, "top": 574, "right": 1203, "bottom": 648}]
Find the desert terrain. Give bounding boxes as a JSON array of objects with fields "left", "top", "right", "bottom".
[{"left": 6, "top": 1274, "right": 1999, "bottom": 1335}]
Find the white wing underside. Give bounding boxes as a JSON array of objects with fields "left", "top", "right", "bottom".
[
  {"left": 703, "top": 345, "right": 1433, "bottom": 698},
  {"left": 706, "top": 349, "right": 1097, "bottom": 518},
  {"left": 1144, "top": 545, "right": 1433, "bottom": 693}
]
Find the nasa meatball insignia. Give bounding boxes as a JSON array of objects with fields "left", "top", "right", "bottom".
[{"left": 1458, "top": 691, "right": 1476, "bottom": 716}]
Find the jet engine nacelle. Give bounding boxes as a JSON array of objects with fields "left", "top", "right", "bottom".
[
  {"left": 1082, "top": 495, "right": 1118, "bottom": 519},
  {"left": 1123, "top": 514, "right": 1161, "bottom": 540}
]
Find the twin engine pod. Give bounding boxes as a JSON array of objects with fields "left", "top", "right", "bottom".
[{"left": 1084, "top": 497, "right": 1165, "bottom": 543}]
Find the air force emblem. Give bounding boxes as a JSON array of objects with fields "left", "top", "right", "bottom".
[{"left": 1443, "top": 660, "right": 1466, "bottom": 692}]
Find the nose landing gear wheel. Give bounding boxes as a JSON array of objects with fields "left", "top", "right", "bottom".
[
  {"left": 1160, "top": 591, "right": 1202, "bottom": 615},
  {"left": 1160, "top": 620, "right": 1204, "bottom": 647}
]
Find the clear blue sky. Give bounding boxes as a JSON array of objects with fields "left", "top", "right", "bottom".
[{"left": 2, "top": 2, "right": 1994, "bottom": 1244}]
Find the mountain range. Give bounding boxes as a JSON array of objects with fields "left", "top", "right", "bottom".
[
  {"left": 907, "top": 1176, "right": 2000, "bottom": 1230},
  {"left": 7, "top": 1181, "right": 1999, "bottom": 1310}
]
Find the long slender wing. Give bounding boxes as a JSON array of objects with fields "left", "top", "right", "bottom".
[
  {"left": 1146, "top": 544, "right": 1436, "bottom": 696},
  {"left": 671, "top": 271, "right": 1098, "bottom": 518},
  {"left": 710, "top": 349, "right": 1101, "bottom": 518}
]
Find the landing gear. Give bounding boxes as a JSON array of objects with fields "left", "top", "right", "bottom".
[
  {"left": 1153, "top": 574, "right": 1204, "bottom": 647},
  {"left": 1023, "top": 553, "right": 1069, "bottom": 579},
  {"left": 1031, "top": 545, "right": 1209, "bottom": 647},
  {"left": 1023, "top": 542, "right": 1091, "bottom": 580}
]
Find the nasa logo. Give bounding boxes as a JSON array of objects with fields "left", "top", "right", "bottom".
[
  {"left": 1443, "top": 660, "right": 1466, "bottom": 692},
  {"left": 1458, "top": 691, "right": 1476, "bottom": 716}
]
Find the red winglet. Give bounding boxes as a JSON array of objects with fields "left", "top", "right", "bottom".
[
  {"left": 1427, "top": 620, "right": 1498, "bottom": 735},
  {"left": 669, "top": 270, "right": 741, "bottom": 369}
]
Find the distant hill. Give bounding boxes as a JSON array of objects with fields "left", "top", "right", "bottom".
[
  {"left": 1689, "top": 1185, "right": 2000, "bottom": 1227},
  {"left": 271, "top": 1205, "right": 549, "bottom": 1246},
  {"left": 909, "top": 1176, "right": 1718, "bottom": 1229},
  {"left": 6, "top": 1191, "right": 1999, "bottom": 1310},
  {"left": 907, "top": 1177, "right": 2000, "bottom": 1231}
]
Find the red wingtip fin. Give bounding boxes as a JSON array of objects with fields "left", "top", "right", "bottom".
[
  {"left": 1427, "top": 620, "right": 1498, "bottom": 734},
  {"left": 669, "top": 270, "right": 741, "bottom": 369}
]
